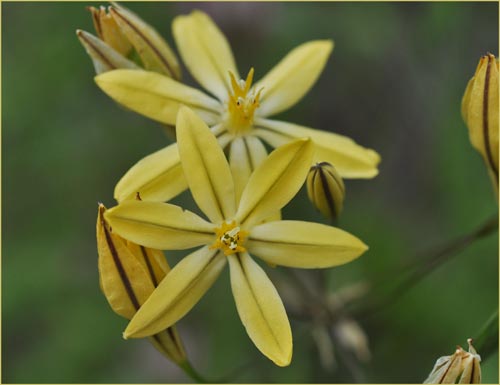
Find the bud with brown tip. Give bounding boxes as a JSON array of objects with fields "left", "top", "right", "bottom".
[{"left": 423, "top": 339, "right": 481, "bottom": 384}]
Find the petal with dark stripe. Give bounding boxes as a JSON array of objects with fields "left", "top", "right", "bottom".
[
  {"left": 77, "top": 30, "right": 140, "bottom": 74},
  {"left": 124, "top": 246, "right": 226, "bottom": 338},
  {"left": 109, "top": 4, "right": 181, "bottom": 79},
  {"left": 97, "top": 204, "right": 156, "bottom": 319},
  {"left": 306, "top": 162, "right": 345, "bottom": 220}
]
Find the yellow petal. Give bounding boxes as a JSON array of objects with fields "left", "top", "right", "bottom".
[
  {"left": 76, "top": 30, "right": 140, "bottom": 74},
  {"left": 109, "top": 5, "right": 182, "bottom": 79},
  {"left": 172, "top": 10, "right": 238, "bottom": 101},
  {"left": 229, "top": 136, "right": 268, "bottom": 203},
  {"left": 176, "top": 106, "right": 236, "bottom": 223},
  {"left": 247, "top": 220, "right": 367, "bottom": 268},
  {"left": 461, "top": 76, "right": 474, "bottom": 124},
  {"left": 114, "top": 143, "right": 187, "bottom": 203},
  {"left": 235, "top": 139, "right": 314, "bottom": 228},
  {"left": 228, "top": 252, "right": 292, "bottom": 366},
  {"left": 97, "top": 204, "right": 157, "bottom": 319},
  {"left": 462, "top": 54, "right": 499, "bottom": 186},
  {"left": 88, "top": 6, "right": 132, "bottom": 56},
  {"left": 125, "top": 246, "right": 226, "bottom": 338},
  {"left": 125, "top": 241, "right": 169, "bottom": 287},
  {"left": 98, "top": 205, "right": 187, "bottom": 364},
  {"left": 306, "top": 162, "right": 345, "bottom": 219},
  {"left": 255, "top": 118, "right": 380, "bottom": 178},
  {"left": 441, "top": 354, "right": 463, "bottom": 383},
  {"left": 95, "top": 69, "right": 221, "bottom": 125},
  {"left": 104, "top": 201, "right": 214, "bottom": 250},
  {"left": 148, "top": 326, "right": 186, "bottom": 365},
  {"left": 471, "top": 356, "right": 482, "bottom": 383},
  {"left": 423, "top": 355, "right": 454, "bottom": 383},
  {"left": 254, "top": 40, "right": 333, "bottom": 117}
]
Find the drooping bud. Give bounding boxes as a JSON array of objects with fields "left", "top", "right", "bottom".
[
  {"left": 461, "top": 53, "right": 499, "bottom": 196},
  {"left": 96, "top": 203, "right": 186, "bottom": 364},
  {"left": 306, "top": 162, "right": 345, "bottom": 220},
  {"left": 423, "top": 339, "right": 481, "bottom": 384}
]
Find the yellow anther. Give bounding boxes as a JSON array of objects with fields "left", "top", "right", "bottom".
[
  {"left": 226, "top": 68, "right": 262, "bottom": 135},
  {"left": 211, "top": 221, "right": 248, "bottom": 256}
]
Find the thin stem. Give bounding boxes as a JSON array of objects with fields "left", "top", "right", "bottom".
[
  {"left": 350, "top": 214, "right": 498, "bottom": 319},
  {"left": 473, "top": 309, "right": 499, "bottom": 362},
  {"left": 179, "top": 361, "right": 210, "bottom": 384}
]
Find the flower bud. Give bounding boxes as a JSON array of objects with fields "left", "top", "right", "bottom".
[
  {"left": 462, "top": 53, "right": 499, "bottom": 195},
  {"left": 108, "top": 4, "right": 181, "bottom": 79},
  {"left": 423, "top": 339, "right": 481, "bottom": 384},
  {"left": 306, "top": 162, "right": 345, "bottom": 220},
  {"left": 88, "top": 6, "right": 133, "bottom": 56},
  {"left": 79, "top": 4, "right": 181, "bottom": 79},
  {"left": 76, "top": 29, "right": 140, "bottom": 74},
  {"left": 96, "top": 203, "right": 186, "bottom": 364}
]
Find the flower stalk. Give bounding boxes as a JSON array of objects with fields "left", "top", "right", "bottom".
[{"left": 348, "top": 214, "right": 498, "bottom": 319}]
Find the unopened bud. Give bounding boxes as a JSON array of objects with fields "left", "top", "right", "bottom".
[
  {"left": 77, "top": 29, "right": 139, "bottom": 74},
  {"left": 423, "top": 339, "right": 481, "bottom": 384},
  {"left": 79, "top": 4, "right": 181, "bottom": 79},
  {"left": 88, "top": 6, "right": 133, "bottom": 56},
  {"left": 306, "top": 162, "right": 345, "bottom": 220},
  {"left": 462, "top": 53, "right": 499, "bottom": 196},
  {"left": 108, "top": 4, "right": 181, "bottom": 79},
  {"left": 96, "top": 204, "right": 186, "bottom": 364}
]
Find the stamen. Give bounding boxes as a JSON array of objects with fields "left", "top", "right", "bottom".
[
  {"left": 210, "top": 221, "right": 248, "bottom": 256},
  {"left": 225, "top": 68, "right": 260, "bottom": 134}
]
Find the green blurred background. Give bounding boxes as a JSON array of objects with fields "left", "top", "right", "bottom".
[{"left": 2, "top": 1, "right": 498, "bottom": 383}]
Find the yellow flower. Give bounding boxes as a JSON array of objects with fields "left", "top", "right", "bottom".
[
  {"left": 423, "top": 339, "right": 481, "bottom": 384},
  {"left": 462, "top": 53, "right": 499, "bottom": 196},
  {"left": 95, "top": 10, "right": 380, "bottom": 204},
  {"left": 104, "top": 107, "right": 368, "bottom": 366},
  {"left": 96, "top": 203, "right": 186, "bottom": 365},
  {"left": 306, "top": 162, "right": 345, "bottom": 220},
  {"left": 77, "top": 4, "right": 181, "bottom": 78}
]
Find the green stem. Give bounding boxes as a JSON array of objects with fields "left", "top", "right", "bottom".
[
  {"left": 350, "top": 214, "right": 498, "bottom": 319},
  {"left": 179, "top": 361, "right": 210, "bottom": 383}
]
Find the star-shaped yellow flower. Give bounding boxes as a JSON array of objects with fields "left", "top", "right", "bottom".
[
  {"left": 104, "top": 107, "right": 368, "bottom": 366},
  {"left": 95, "top": 10, "right": 380, "bottom": 204}
]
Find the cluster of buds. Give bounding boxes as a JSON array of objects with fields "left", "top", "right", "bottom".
[
  {"left": 77, "top": 3, "right": 181, "bottom": 79},
  {"left": 462, "top": 53, "right": 499, "bottom": 196},
  {"left": 424, "top": 339, "right": 481, "bottom": 384},
  {"left": 96, "top": 203, "right": 186, "bottom": 365}
]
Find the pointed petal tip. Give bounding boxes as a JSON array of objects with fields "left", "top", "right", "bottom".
[
  {"left": 123, "top": 323, "right": 144, "bottom": 339},
  {"left": 273, "top": 348, "right": 293, "bottom": 367},
  {"left": 318, "top": 39, "right": 334, "bottom": 52}
]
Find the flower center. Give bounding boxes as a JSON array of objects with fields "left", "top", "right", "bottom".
[
  {"left": 211, "top": 221, "right": 248, "bottom": 256},
  {"left": 225, "top": 68, "right": 263, "bottom": 135}
]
